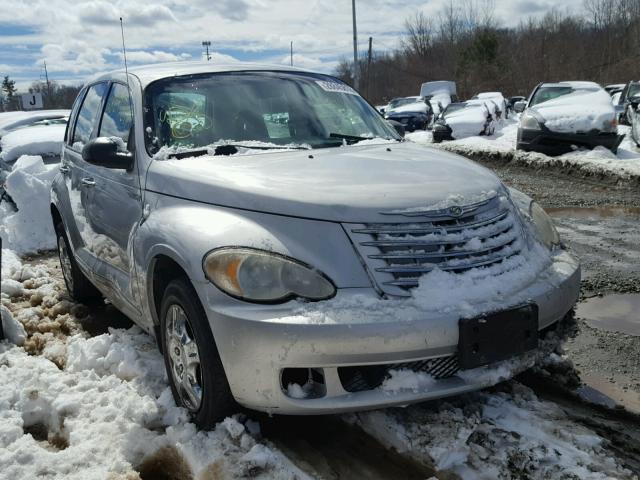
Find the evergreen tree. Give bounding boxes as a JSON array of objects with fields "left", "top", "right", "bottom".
[{"left": 2, "top": 75, "right": 18, "bottom": 111}]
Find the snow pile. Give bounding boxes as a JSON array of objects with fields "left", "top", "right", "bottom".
[
  {"left": 534, "top": 88, "right": 615, "bottom": 133},
  {"left": 1, "top": 305, "right": 27, "bottom": 345},
  {"left": 0, "top": 155, "right": 58, "bottom": 254},
  {"left": 0, "top": 124, "right": 65, "bottom": 165},
  {"left": 350, "top": 382, "right": 631, "bottom": 479},
  {"left": 0, "top": 327, "right": 310, "bottom": 480}
]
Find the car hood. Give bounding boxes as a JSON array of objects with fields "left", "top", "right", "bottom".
[
  {"left": 145, "top": 142, "right": 503, "bottom": 222},
  {"left": 531, "top": 89, "right": 615, "bottom": 133}
]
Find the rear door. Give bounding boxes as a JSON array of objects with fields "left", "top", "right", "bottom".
[
  {"left": 63, "top": 82, "right": 110, "bottom": 273},
  {"left": 85, "top": 81, "right": 143, "bottom": 317}
]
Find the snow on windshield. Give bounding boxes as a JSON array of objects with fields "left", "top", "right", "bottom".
[{"left": 534, "top": 88, "right": 615, "bottom": 133}]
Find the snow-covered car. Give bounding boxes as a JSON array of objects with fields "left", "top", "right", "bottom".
[
  {"left": 0, "top": 109, "right": 69, "bottom": 138},
  {"left": 628, "top": 94, "right": 640, "bottom": 146},
  {"left": 469, "top": 92, "right": 508, "bottom": 119},
  {"left": 0, "top": 123, "right": 66, "bottom": 170},
  {"left": 615, "top": 80, "right": 640, "bottom": 125},
  {"left": 508, "top": 96, "right": 526, "bottom": 112},
  {"left": 514, "top": 81, "right": 624, "bottom": 155},
  {"left": 604, "top": 83, "right": 625, "bottom": 96},
  {"left": 384, "top": 96, "right": 432, "bottom": 131},
  {"left": 432, "top": 102, "right": 494, "bottom": 143},
  {"left": 51, "top": 62, "right": 580, "bottom": 428}
]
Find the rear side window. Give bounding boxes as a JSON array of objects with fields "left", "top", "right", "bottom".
[
  {"left": 72, "top": 82, "right": 109, "bottom": 147},
  {"left": 99, "top": 83, "right": 133, "bottom": 150}
]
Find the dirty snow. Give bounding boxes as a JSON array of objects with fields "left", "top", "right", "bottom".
[
  {"left": 0, "top": 124, "right": 65, "bottom": 165},
  {"left": 406, "top": 118, "right": 640, "bottom": 179},
  {"left": 0, "top": 155, "right": 58, "bottom": 254}
]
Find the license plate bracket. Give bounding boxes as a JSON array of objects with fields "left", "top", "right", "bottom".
[{"left": 458, "top": 304, "right": 539, "bottom": 370}]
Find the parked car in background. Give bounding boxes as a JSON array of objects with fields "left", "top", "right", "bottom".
[
  {"left": 384, "top": 96, "right": 432, "bottom": 132},
  {"left": 468, "top": 92, "right": 508, "bottom": 119},
  {"left": 514, "top": 81, "right": 623, "bottom": 155},
  {"left": 419, "top": 81, "right": 457, "bottom": 120},
  {"left": 432, "top": 102, "right": 494, "bottom": 143},
  {"left": 616, "top": 81, "right": 640, "bottom": 125},
  {"left": 50, "top": 62, "right": 579, "bottom": 428},
  {"left": 0, "top": 123, "right": 66, "bottom": 170},
  {"left": 628, "top": 94, "right": 640, "bottom": 146},
  {"left": 0, "top": 110, "right": 69, "bottom": 139},
  {"left": 604, "top": 83, "right": 625, "bottom": 96}
]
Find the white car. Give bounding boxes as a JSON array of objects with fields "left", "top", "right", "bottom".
[
  {"left": 0, "top": 123, "right": 66, "bottom": 170},
  {"left": 469, "top": 92, "right": 508, "bottom": 119},
  {"left": 0, "top": 110, "right": 69, "bottom": 138}
]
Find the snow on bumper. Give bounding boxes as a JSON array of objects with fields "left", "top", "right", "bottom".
[{"left": 203, "top": 249, "right": 580, "bottom": 414}]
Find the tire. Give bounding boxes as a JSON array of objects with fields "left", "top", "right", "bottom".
[
  {"left": 56, "top": 224, "right": 102, "bottom": 303},
  {"left": 160, "top": 278, "right": 236, "bottom": 429}
]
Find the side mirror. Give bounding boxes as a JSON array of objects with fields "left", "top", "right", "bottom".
[
  {"left": 513, "top": 101, "right": 526, "bottom": 113},
  {"left": 82, "top": 137, "right": 134, "bottom": 170},
  {"left": 387, "top": 119, "right": 405, "bottom": 138}
]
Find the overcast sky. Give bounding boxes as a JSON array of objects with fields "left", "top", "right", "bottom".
[{"left": 0, "top": 0, "right": 585, "bottom": 90}]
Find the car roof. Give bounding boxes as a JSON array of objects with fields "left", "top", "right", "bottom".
[
  {"left": 539, "top": 81, "right": 601, "bottom": 89},
  {"left": 86, "top": 61, "right": 317, "bottom": 88}
]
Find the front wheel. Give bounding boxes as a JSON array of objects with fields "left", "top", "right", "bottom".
[
  {"left": 160, "top": 278, "right": 236, "bottom": 429},
  {"left": 56, "top": 227, "right": 102, "bottom": 303}
]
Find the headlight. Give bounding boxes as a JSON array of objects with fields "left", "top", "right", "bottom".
[
  {"left": 530, "top": 202, "right": 560, "bottom": 249},
  {"left": 203, "top": 247, "right": 336, "bottom": 302},
  {"left": 520, "top": 112, "right": 542, "bottom": 130}
]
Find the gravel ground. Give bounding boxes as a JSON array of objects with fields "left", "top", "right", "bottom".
[{"left": 477, "top": 158, "right": 640, "bottom": 415}]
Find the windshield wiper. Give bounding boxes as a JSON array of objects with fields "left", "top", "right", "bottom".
[
  {"left": 166, "top": 143, "right": 310, "bottom": 159},
  {"left": 328, "top": 133, "right": 373, "bottom": 144}
]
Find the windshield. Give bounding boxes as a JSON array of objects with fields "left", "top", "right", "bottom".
[
  {"left": 627, "top": 83, "right": 640, "bottom": 98},
  {"left": 144, "top": 71, "right": 399, "bottom": 153},
  {"left": 529, "top": 86, "right": 579, "bottom": 106},
  {"left": 388, "top": 97, "right": 420, "bottom": 109}
]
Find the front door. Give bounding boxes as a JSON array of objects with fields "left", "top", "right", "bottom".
[{"left": 85, "top": 82, "right": 143, "bottom": 317}]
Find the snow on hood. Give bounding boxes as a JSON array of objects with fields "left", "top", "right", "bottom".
[
  {"left": 0, "top": 110, "right": 68, "bottom": 135},
  {"left": 146, "top": 142, "right": 503, "bottom": 223},
  {"left": 532, "top": 88, "right": 616, "bottom": 133},
  {"left": 0, "top": 124, "right": 66, "bottom": 164},
  {"left": 445, "top": 106, "right": 489, "bottom": 139}
]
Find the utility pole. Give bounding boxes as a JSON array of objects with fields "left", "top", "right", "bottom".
[
  {"left": 202, "top": 41, "right": 211, "bottom": 61},
  {"left": 290, "top": 41, "right": 293, "bottom": 67},
  {"left": 352, "top": 0, "right": 358, "bottom": 90},
  {"left": 43, "top": 60, "right": 51, "bottom": 107},
  {"left": 366, "top": 36, "right": 372, "bottom": 99}
]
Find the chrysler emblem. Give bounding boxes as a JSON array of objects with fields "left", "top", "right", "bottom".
[{"left": 449, "top": 206, "right": 464, "bottom": 217}]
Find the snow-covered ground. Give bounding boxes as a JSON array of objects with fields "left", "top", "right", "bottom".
[{"left": 407, "top": 119, "right": 640, "bottom": 179}]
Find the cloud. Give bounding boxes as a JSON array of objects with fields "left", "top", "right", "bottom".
[
  {"left": 127, "top": 4, "right": 177, "bottom": 26},
  {"left": 123, "top": 50, "right": 191, "bottom": 64}
]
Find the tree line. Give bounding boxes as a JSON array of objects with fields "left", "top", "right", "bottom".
[
  {"left": 336, "top": 0, "right": 640, "bottom": 104},
  {"left": 1, "top": 76, "right": 81, "bottom": 112}
]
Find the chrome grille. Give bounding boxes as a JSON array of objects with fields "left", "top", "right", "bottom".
[{"left": 344, "top": 196, "right": 523, "bottom": 296}]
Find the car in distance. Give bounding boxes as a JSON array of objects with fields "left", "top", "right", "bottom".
[
  {"left": 616, "top": 81, "right": 640, "bottom": 125},
  {"left": 51, "top": 62, "right": 580, "bottom": 428},
  {"left": 432, "top": 102, "right": 495, "bottom": 143},
  {"left": 628, "top": 94, "right": 640, "bottom": 146},
  {"left": 514, "top": 81, "right": 623, "bottom": 155},
  {"left": 384, "top": 96, "right": 432, "bottom": 131},
  {"left": 468, "top": 92, "right": 509, "bottom": 119}
]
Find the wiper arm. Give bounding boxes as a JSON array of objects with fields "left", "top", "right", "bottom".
[
  {"left": 166, "top": 143, "right": 310, "bottom": 159},
  {"left": 328, "top": 132, "right": 372, "bottom": 144}
]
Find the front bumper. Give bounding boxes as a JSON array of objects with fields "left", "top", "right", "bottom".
[
  {"left": 203, "top": 250, "right": 580, "bottom": 414},
  {"left": 517, "top": 126, "right": 624, "bottom": 155}
]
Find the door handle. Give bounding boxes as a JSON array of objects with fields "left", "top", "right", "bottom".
[
  {"left": 59, "top": 165, "right": 70, "bottom": 174},
  {"left": 81, "top": 177, "right": 96, "bottom": 188}
]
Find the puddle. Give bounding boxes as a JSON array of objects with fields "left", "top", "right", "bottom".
[
  {"left": 578, "top": 372, "right": 640, "bottom": 414},
  {"left": 259, "top": 415, "right": 434, "bottom": 480},
  {"left": 576, "top": 294, "right": 640, "bottom": 336},
  {"left": 547, "top": 206, "right": 640, "bottom": 219}
]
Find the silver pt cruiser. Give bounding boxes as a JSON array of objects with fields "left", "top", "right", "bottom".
[{"left": 50, "top": 62, "right": 580, "bottom": 429}]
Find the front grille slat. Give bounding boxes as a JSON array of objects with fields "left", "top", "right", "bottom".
[{"left": 344, "top": 195, "right": 523, "bottom": 295}]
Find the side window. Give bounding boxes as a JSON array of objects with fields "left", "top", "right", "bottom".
[
  {"left": 72, "top": 82, "right": 109, "bottom": 148},
  {"left": 99, "top": 83, "right": 133, "bottom": 151},
  {"left": 65, "top": 89, "right": 86, "bottom": 144}
]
